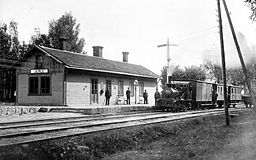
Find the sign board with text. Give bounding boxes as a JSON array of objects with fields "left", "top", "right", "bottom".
[{"left": 30, "top": 69, "right": 49, "bottom": 74}]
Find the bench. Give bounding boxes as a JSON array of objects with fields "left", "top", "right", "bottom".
[
  {"left": 138, "top": 97, "right": 144, "bottom": 104},
  {"left": 116, "top": 96, "right": 127, "bottom": 105}
]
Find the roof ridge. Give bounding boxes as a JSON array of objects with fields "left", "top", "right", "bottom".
[
  {"left": 40, "top": 46, "right": 85, "bottom": 56},
  {"left": 40, "top": 45, "right": 143, "bottom": 66}
]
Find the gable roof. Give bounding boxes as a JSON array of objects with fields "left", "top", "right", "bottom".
[{"left": 35, "top": 45, "right": 158, "bottom": 79}]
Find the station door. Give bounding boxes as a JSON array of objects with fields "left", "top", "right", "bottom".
[{"left": 91, "top": 79, "right": 98, "bottom": 104}]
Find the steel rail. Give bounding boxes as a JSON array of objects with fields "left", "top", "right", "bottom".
[{"left": 0, "top": 108, "right": 248, "bottom": 147}]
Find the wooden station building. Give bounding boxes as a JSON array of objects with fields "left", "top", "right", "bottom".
[{"left": 16, "top": 44, "right": 158, "bottom": 107}]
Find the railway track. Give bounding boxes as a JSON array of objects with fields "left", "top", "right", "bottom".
[{"left": 0, "top": 108, "right": 247, "bottom": 147}]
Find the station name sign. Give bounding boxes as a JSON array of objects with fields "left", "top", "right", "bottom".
[{"left": 30, "top": 69, "right": 49, "bottom": 74}]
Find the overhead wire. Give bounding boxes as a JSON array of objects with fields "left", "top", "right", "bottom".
[
  {"left": 175, "top": 26, "right": 217, "bottom": 39},
  {"left": 176, "top": 31, "right": 219, "bottom": 42}
]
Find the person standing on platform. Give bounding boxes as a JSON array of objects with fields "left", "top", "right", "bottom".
[
  {"left": 126, "top": 87, "right": 131, "bottom": 104},
  {"left": 143, "top": 90, "right": 148, "bottom": 104},
  {"left": 105, "top": 88, "right": 111, "bottom": 105},
  {"left": 154, "top": 88, "right": 161, "bottom": 105}
]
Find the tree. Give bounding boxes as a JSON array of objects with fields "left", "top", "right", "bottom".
[
  {"left": 160, "top": 65, "right": 182, "bottom": 89},
  {"left": 184, "top": 65, "right": 206, "bottom": 81},
  {"left": 203, "top": 60, "right": 222, "bottom": 83},
  {"left": 9, "top": 21, "right": 19, "bottom": 56},
  {"left": 204, "top": 60, "right": 247, "bottom": 85},
  {"left": 31, "top": 33, "right": 51, "bottom": 47},
  {"left": 48, "top": 12, "right": 85, "bottom": 53},
  {"left": 0, "top": 23, "right": 11, "bottom": 55},
  {"left": 226, "top": 67, "right": 245, "bottom": 85},
  {"left": 245, "top": 0, "right": 256, "bottom": 21},
  {"left": 160, "top": 65, "right": 206, "bottom": 90},
  {"left": 0, "top": 21, "right": 20, "bottom": 102},
  {"left": 0, "top": 21, "right": 20, "bottom": 59}
]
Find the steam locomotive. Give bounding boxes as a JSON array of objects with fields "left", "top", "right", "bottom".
[{"left": 156, "top": 79, "right": 243, "bottom": 112}]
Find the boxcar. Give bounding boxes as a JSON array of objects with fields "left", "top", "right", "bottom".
[{"left": 172, "top": 80, "right": 215, "bottom": 109}]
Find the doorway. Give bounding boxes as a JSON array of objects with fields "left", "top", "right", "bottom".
[{"left": 91, "top": 79, "right": 98, "bottom": 104}]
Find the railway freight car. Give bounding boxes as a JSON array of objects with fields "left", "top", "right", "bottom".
[{"left": 172, "top": 80, "right": 216, "bottom": 109}]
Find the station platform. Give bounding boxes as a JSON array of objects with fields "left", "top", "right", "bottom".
[
  {"left": 0, "top": 104, "right": 155, "bottom": 116},
  {"left": 50, "top": 104, "right": 154, "bottom": 114}
]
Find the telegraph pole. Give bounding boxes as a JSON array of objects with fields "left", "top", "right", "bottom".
[
  {"left": 222, "top": 0, "right": 256, "bottom": 110},
  {"left": 158, "top": 38, "right": 178, "bottom": 83},
  {"left": 217, "top": 0, "right": 230, "bottom": 126}
]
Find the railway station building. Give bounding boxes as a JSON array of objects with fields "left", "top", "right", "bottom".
[{"left": 16, "top": 45, "right": 158, "bottom": 107}]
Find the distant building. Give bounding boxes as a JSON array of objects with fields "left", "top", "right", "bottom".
[{"left": 16, "top": 45, "right": 158, "bottom": 106}]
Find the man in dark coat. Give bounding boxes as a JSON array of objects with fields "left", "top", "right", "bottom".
[
  {"left": 126, "top": 87, "right": 131, "bottom": 104},
  {"left": 105, "top": 88, "right": 111, "bottom": 105},
  {"left": 212, "top": 90, "right": 218, "bottom": 108},
  {"left": 143, "top": 90, "right": 148, "bottom": 104},
  {"left": 154, "top": 88, "right": 161, "bottom": 105}
]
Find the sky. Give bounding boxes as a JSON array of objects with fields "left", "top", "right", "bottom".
[{"left": 0, "top": 0, "right": 256, "bottom": 75}]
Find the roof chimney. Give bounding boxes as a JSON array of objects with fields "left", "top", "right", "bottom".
[
  {"left": 92, "top": 46, "right": 103, "bottom": 58},
  {"left": 59, "top": 37, "right": 68, "bottom": 50},
  {"left": 122, "top": 52, "right": 129, "bottom": 62}
]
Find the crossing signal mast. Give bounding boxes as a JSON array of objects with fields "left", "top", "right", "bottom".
[{"left": 158, "top": 38, "right": 178, "bottom": 83}]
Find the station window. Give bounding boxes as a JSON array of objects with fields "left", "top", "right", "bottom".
[
  {"left": 29, "top": 77, "right": 39, "bottom": 94},
  {"left": 29, "top": 76, "right": 51, "bottom": 95},
  {"left": 41, "top": 77, "right": 50, "bottom": 94},
  {"left": 139, "top": 82, "right": 144, "bottom": 96},
  {"left": 91, "top": 79, "right": 98, "bottom": 94},
  {"left": 118, "top": 81, "right": 124, "bottom": 95}
]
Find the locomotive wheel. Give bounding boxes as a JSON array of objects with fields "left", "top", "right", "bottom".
[{"left": 217, "top": 103, "right": 223, "bottom": 108}]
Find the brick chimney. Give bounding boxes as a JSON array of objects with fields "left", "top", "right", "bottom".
[
  {"left": 92, "top": 46, "right": 103, "bottom": 58},
  {"left": 122, "top": 52, "right": 129, "bottom": 62},
  {"left": 59, "top": 37, "right": 68, "bottom": 50}
]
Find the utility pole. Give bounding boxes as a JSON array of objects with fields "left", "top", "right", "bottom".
[
  {"left": 217, "top": 0, "right": 230, "bottom": 126},
  {"left": 222, "top": 0, "right": 256, "bottom": 110},
  {"left": 158, "top": 38, "right": 178, "bottom": 83}
]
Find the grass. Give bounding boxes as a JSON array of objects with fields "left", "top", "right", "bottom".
[{"left": 0, "top": 109, "right": 255, "bottom": 160}]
